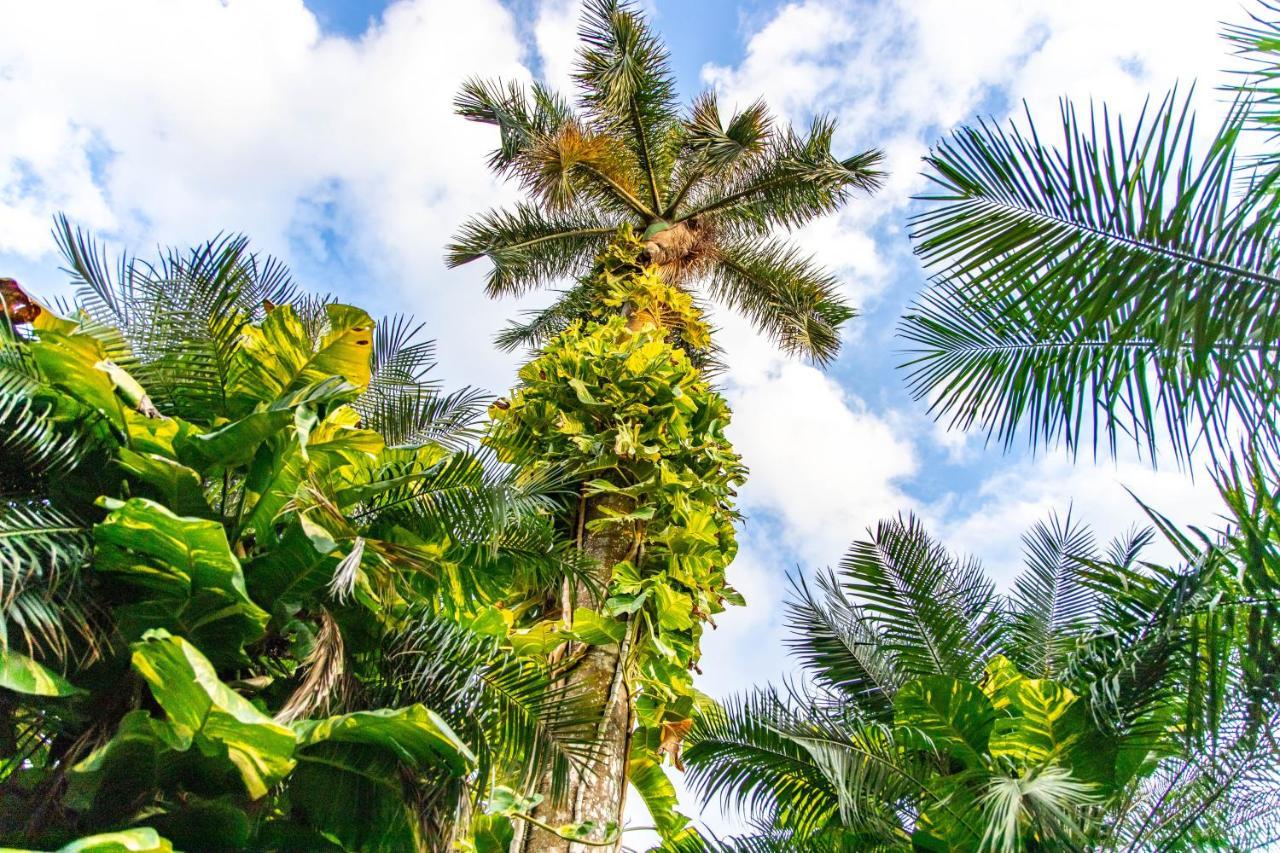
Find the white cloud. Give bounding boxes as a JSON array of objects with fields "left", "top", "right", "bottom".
[
  {"left": 0, "top": 0, "right": 537, "bottom": 390},
  {"left": 534, "top": 0, "right": 583, "bottom": 93},
  {"left": 930, "top": 452, "right": 1226, "bottom": 591}
]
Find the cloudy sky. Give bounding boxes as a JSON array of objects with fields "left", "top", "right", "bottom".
[{"left": 0, "top": 0, "right": 1250, "bottom": 840}]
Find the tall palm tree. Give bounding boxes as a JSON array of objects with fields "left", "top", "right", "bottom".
[
  {"left": 898, "top": 5, "right": 1280, "bottom": 467},
  {"left": 682, "top": 508, "right": 1280, "bottom": 850},
  {"left": 448, "top": 1, "right": 881, "bottom": 365},
  {"left": 449, "top": 2, "right": 882, "bottom": 848}
]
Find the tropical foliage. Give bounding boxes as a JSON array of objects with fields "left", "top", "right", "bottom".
[
  {"left": 682, "top": 501, "right": 1280, "bottom": 850},
  {"left": 0, "top": 221, "right": 592, "bottom": 851},
  {"left": 486, "top": 230, "right": 745, "bottom": 842},
  {"left": 899, "top": 6, "right": 1280, "bottom": 466},
  {"left": 450, "top": 0, "right": 880, "bottom": 845},
  {"left": 681, "top": 6, "right": 1280, "bottom": 850}
]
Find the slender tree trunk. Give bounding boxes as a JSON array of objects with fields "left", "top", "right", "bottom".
[{"left": 517, "top": 494, "right": 634, "bottom": 853}]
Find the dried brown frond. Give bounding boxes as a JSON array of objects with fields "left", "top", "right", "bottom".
[{"left": 275, "top": 609, "right": 348, "bottom": 724}]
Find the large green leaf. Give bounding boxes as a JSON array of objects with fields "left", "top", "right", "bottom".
[
  {"left": 30, "top": 332, "right": 126, "bottom": 433},
  {"left": 92, "top": 497, "right": 268, "bottom": 661},
  {"left": 115, "top": 448, "right": 211, "bottom": 517},
  {"left": 287, "top": 742, "right": 421, "bottom": 851},
  {"left": 628, "top": 744, "right": 690, "bottom": 839},
  {"left": 130, "top": 630, "right": 296, "bottom": 798},
  {"left": 229, "top": 304, "right": 373, "bottom": 409},
  {"left": 177, "top": 376, "right": 353, "bottom": 470},
  {"left": 988, "top": 676, "right": 1086, "bottom": 769},
  {"left": 894, "top": 676, "right": 996, "bottom": 769},
  {"left": 243, "top": 521, "right": 339, "bottom": 607},
  {"left": 0, "top": 647, "right": 83, "bottom": 696},
  {"left": 293, "top": 705, "right": 476, "bottom": 776}
]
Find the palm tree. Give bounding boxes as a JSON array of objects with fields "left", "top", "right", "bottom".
[
  {"left": 682, "top": 508, "right": 1280, "bottom": 850},
  {"left": 448, "top": 1, "right": 881, "bottom": 365},
  {"left": 448, "top": 1, "right": 882, "bottom": 847},
  {"left": 898, "top": 6, "right": 1280, "bottom": 467}
]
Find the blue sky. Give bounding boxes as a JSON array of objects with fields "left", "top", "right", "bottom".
[{"left": 0, "top": 0, "right": 1248, "bottom": 838}]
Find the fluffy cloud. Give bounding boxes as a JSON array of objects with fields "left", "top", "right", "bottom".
[{"left": 0, "top": 0, "right": 537, "bottom": 390}]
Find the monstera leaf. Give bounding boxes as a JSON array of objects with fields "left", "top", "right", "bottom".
[
  {"left": 93, "top": 499, "right": 268, "bottom": 662},
  {"left": 895, "top": 676, "right": 997, "bottom": 769},
  {"left": 229, "top": 304, "right": 373, "bottom": 410}
]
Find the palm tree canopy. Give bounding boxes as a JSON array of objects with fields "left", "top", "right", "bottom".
[{"left": 447, "top": 0, "right": 883, "bottom": 364}]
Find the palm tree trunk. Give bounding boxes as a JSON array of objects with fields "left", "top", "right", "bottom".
[{"left": 517, "top": 494, "right": 634, "bottom": 853}]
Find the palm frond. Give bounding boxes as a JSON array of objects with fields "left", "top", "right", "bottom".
[
  {"left": 683, "top": 690, "right": 844, "bottom": 836},
  {"left": 0, "top": 499, "right": 90, "bottom": 660},
  {"left": 679, "top": 117, "right": 883, "bottom": 232},
  {"left": 493, "top": 280, "right": 599, "bottom": 354},
  {"left": 455, "top": 77, "right": 576, "bottom": 176},
  {"left": 575, "top": 0, "right": 680, "bottom": 212},
  {"left": 383, "top": 612, "right": 600, "bottom": 806},
  {"left": 708, "top": 237, "right": 855, "bottom": 364},
  {"left": 902, "top": 92, "right": 1280, "bottom": 465},
  {"left": 1224, "top": 1, "right": 1280, "bottom": 150},
  {"left": 1006, "top": 511, "right": 1099, "bottom": 678},
  {"left": 59, "top": 215, "right": 297, "bottom": 422},
  {"left": 785, "top": 570, "right": 900, "bottom": 719},
  {"left": 838, "top": 515, "right": 1003, "bottom": 681},
  {"left": 446, "top": 204, "right": 619, "bottom": 297}
]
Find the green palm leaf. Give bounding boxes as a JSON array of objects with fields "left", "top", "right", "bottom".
[{"left": 902, "top": 92, "right": 1280, "bottom": 464}]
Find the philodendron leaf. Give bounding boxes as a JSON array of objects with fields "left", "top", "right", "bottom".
[
  {"left": 93, "top": 498, "right": 268, "bottom": 662},
  {"left": 895, "top": 676, "right": 997, "bottom": 769},
  {"left": 988, "top": 676, "right": 1085, "bottom": 767},
  {"left": 566, "top": 607, "right": 627, "bottom": 645},
  {"left": 56, "top": 828, "right": 175, "bottom": 853},
  {"left": 131, "top": 630, "right": 297, "bottom": 798},
  {"left": 293, "top": 705, "right": 477, "bottom": 776},
  {"left": 230, "top": 303, "right": 374, "bottom": 409},
  {"left": 0, "top": 647, "right": 83, "bottom": 696},
  {"left": 628, "top": 743, "right": 690, "bottom": 839}
]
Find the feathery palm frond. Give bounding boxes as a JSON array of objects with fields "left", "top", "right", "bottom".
[
  {"left": 445, "top": 204, "right": 618, "bottom": 298},
  {"left": 708, "top": 238, "right": 855, "bottom": 365},
  {"left": 353, "top": 315, "right": 488, "bottom": 450},
  {"left": 382, "top": 612, "right": 600, "bottom": 808},
  {"left": 839, "top": 515, "right": 1003, "bottom": 681},
  {"left": 58, "top": 214, "right": 297, "bottom": 421},
  {"left": 683, "top": 689, "right": 845, "bottom": 837},
  {"left": 785, "top": 570, "right": 899, "bottom": 720},
  {"left": 1225, "top": 1, "right": 1280, "bottom": 152},
  {"left": 902, "top": 92, "right": 1280, "bottom": 465},
  {"left": 1006, "top": 511, "right": 1099, "bottom": 678}
]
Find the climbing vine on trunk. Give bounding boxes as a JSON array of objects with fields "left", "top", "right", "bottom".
[{"left": 485, "top": 229, "right": 746, "bottom": 844}]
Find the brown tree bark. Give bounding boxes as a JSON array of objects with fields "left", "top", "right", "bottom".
[{"left": 516, "top": 494, "right": 635, "bottom": 853}]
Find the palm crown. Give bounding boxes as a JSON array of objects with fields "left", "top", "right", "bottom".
[{"left": 447, "top": 0, "right": 882, "bottom": 364}]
